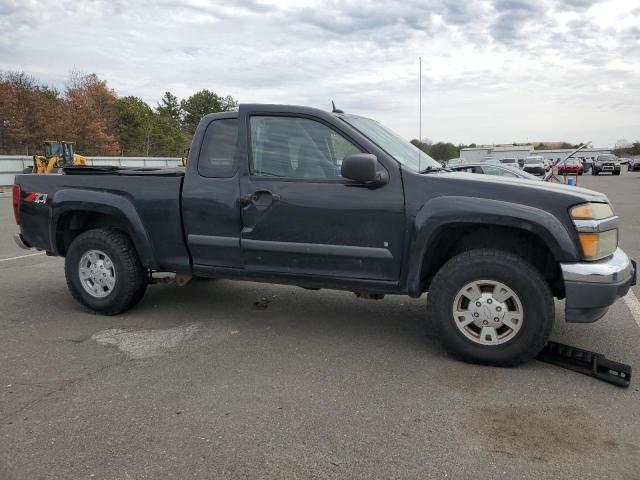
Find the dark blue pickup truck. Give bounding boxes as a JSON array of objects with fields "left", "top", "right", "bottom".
[{"left": 11, "top": 104, "right": 636, "bottom": 366}]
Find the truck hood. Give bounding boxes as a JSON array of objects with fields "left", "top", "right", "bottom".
[{"left": 431, "top": 170, "right": 609, "bottom": 204}]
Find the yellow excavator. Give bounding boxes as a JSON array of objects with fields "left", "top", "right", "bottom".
[
  {"left": 24, "top": 141, "right": 88, "bottom": 174},
  {"left": 180, "top": 147, "right": 190, "bottom": 167}
]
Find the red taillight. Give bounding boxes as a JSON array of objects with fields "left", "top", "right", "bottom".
[{"left": 12, "top": 184, "right": 20, "bottom": 224}]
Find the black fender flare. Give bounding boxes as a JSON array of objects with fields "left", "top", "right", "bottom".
[
  {"left": 50, "top": 189, "right": 157, "bottom": 269},
  {"left": 406, "top": 196, "right": 580, "bottom": 295}
]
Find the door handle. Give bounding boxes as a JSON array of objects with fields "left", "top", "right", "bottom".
[{"left": 240, "top": 190, "right": 280, "bottom": 207}]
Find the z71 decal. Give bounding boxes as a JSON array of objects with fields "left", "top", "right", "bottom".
[{"left": 24, "top": 192, "right": 48, "bottom": 204}]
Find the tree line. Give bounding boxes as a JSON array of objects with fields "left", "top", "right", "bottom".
[
  {"left": 0, "top": 71, "right": 237, "bottom": 157},
  {"left": 410, "top": 139, "right": 477, "bottom": 161},
  {"left": 613, "top": 142, "right": 640, "bottom": 157}
]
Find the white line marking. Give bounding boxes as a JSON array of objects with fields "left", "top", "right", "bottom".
[
  {"left": 0, "top": 252, "right": 45, "bottom": 263},
  {"left": 623, "top": 289, "right": 640, "bottom": 328}
]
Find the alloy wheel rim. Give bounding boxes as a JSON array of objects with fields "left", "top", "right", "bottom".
[
  {"left": 452, "top": 279, "right": 523, "bottom": 346},
  {"left": 78, "top": 249, "right": 116, "bottom": 298}
]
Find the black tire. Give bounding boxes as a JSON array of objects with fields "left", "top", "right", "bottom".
[
  {"left": 614, "top": 170, "right": 620, "bottom": 176},
  {"left": 592, "top": 169, "right": 598, "bottom": 175},
  {"left": 65, "top": 229, "right": 147, "bottom": 315},
  {"left": 22, "top": 166, "right": 33, "bottom": 174},
  {"left": 426, "top": 249, "right": 554, "bottom": 367}
]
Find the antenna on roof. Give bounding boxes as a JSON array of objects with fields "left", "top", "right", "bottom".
[{"left": 331, "top": 100, "right": 344, "bottom": 114}]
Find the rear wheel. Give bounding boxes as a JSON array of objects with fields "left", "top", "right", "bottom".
[
  {"left": 65, "top": 229, "right": 147, "bottom": 315},
  {"left": 592, "top": 168, "right": 599, "bottom": 175},
  {"left": 426, "top": 249, "right": 554, "bottom": 367}
]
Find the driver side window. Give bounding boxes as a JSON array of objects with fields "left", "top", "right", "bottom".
[{"left": 250, "top": 116, "right": 362, "bottom": 180}]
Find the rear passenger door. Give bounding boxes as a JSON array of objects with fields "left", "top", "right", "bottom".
[{"left": 182, "top": 113, "right": 244, "bottom": 268}]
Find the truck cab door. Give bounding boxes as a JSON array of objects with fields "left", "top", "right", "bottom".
[
  {"left": 239, "top": 110, "right": 405, "bottom": 281},
  {"left": 181, "top": 113, "right": 244, "bottom": 268}
]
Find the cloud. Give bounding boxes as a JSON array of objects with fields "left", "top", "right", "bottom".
[{"left": 0, "top": 0, "right": 639, "bottom": 145}]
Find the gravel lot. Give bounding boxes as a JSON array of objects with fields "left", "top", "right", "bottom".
[{"left": 1, "top": 171, "right": 639, "bottom": 479}]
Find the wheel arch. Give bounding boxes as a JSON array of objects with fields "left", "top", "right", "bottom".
[
  {"left": 406, "top": 196, "right": 578, "bottom": 296},
  {"left": 51, "top": 189, "right": 157, "bottom": 269}
]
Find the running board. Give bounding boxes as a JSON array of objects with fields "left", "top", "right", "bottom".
[{"left": 536, "top": 341, "right": 632, "bottom": 388}]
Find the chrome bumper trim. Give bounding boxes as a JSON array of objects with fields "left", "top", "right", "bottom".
[
  {"left": 561, "top": 248, "right": 634, "bottom": 284},
  {"left": 572, "top": 216, "right": 618, "bottom": 233}
]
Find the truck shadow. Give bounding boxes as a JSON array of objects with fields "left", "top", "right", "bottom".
[{"left": 134, "top": 278, "right": 435, "bottom": 353}]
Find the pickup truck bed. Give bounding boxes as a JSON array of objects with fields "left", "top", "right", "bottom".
[{"left": 17, "top": 169, "right": 190, "bottom": 272}]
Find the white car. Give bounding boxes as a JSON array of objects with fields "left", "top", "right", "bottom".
[
  {"left": 522, "top": 157, "right": 546, "bottom": 176},
  {"left": 499, "top": 158, "right": 519, "bottom": 169}
]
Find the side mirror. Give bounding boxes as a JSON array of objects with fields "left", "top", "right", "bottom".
[{"left": 341, "top": 154, "right": 388, "bottom": 185}]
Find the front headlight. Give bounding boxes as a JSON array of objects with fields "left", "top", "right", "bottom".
[
  {"left": 569, "top": 202, "right": 617, "bottom": 260},
  {"left": 569, "top": 202, "right": 613, "bottom": 220}
]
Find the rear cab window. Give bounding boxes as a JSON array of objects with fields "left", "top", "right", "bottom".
[{"left": 197, "top": 118, "right": 239, "bottom": 177}]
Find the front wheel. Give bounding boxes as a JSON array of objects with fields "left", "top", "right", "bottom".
[
  {"left": 592, "top": 169, "right": 599, "bottom": 175},
  {"left": 65, "top": 229, "right": 147, "bottom": 315},
  {"left": 426, "top": 249, "right": 554, "bottom": 367}
]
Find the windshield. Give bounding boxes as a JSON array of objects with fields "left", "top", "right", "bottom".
[
  {"left": 340, "top": 115, "right": 441, "bottom": 172},
  {"left": 598, "top": 154, "right": 616, "bottom": 161}
]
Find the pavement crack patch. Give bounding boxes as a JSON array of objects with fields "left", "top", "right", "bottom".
[{"left": 90, "top": 324, "right": 199, "bottom": 359}]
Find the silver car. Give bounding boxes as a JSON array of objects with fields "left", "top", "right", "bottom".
[{"left": 448, "top": 162, "right": 541, "bottom": 180}]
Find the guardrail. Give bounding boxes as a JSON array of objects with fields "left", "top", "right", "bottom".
[{"left": 0, "top": 155, "right": 181, "bottom": 185}]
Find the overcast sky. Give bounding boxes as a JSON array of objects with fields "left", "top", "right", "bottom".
[{"left": 1, "top": 0, "right": 639, "bottom": 146}]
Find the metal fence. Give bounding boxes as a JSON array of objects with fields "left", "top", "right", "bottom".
[{"left": 0, "top": 155, "right": 181, "bottom": 185}]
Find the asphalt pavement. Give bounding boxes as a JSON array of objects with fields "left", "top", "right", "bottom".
[{"left": 1, "top": 171, "right": 639, "bottom": 479}]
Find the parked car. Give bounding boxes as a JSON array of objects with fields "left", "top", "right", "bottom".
[
  {"left": 522, "top": 156, "right": 546, "bottom": 175},
  {"left": 499, "top": 158, "right": 519, "bottom": 169},
  {"left": 449, "top": 162, "right": 541, "bottom": 180},
  {"left": 627, "top": 158, "right": 640, "bottom": 171},
  {"left": 556, "top": 158, "right": 583, "bottom": 176},
  {"left": 12, "top": 104, "right": 636, "bottom": 367},
  {"left": 592, "top": 154, "right": 621, "bottom": 175}
]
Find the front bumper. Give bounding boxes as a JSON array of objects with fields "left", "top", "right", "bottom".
[
  {"left": 560, "top": 248, "right": 636, "bottom": 322},
  {"left": 596, "top": 164, "right": 620, "bottom": 172},
  {"left": 524, "top": 167, "right": 545, "bottom": 175}
]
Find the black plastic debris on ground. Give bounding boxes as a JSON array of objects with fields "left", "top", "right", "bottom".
[{"left": 536, "top": 341, "right": 632, "bottom": 388}]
